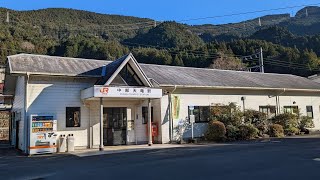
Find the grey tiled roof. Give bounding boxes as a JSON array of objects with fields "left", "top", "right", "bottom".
[
  {"left": 8, "top": 54, "right": 111, "bottom": 77},
  {"left": 140, "top": 64, "right": 320, "bottom": 90},
  {"left": 7, "top": 53, "right": 320, "bottom": 90}
]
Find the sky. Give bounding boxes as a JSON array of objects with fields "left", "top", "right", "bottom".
[{"left": 1, "top": 0, "right": 320, "bottom": 25}]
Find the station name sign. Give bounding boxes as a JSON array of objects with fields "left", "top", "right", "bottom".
[{"left": 94, "top": 86, "right": 163, "bottom": 98}]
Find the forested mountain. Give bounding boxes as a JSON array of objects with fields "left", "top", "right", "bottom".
[
  {"left": 1, "top": 7, "right": 320, "bottom": 77},
  {"left": 124, "top": 22, "right": 204, "bottom": 49}
]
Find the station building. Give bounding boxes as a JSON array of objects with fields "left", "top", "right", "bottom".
[{"left": 4, "top": 53, "right": 320, "bottom": 154}]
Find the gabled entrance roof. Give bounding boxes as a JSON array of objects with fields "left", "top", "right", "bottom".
[{"left": 96, "top": 53, "right": 152, "bottom": 87}]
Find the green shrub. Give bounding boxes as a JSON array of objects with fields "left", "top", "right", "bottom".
[
  {"left": 299, "top": 116, "right": 314, "bottom": 131},
  {"left": 256, "top": 122, "right": 270, "bottom": 136},
  {"left": 205, "top": 121, "right": 226, "bottom": 142},
  {"left": 226, "top": 125, "right": 239, "bottom": 141},
  {"left": 244, "top": 109, "right": 267, "bottom": 126},
  {"left": 271, "top": 113, "right": 299, "bottom": 129},
  {"left": 269, "top": 124, "right": 284, "bottom": 137},
  {"left": 284, "top": 127, "right": 300, "bottom": 135},
  {"left": 238, "top": 124, "right": 259, "bottom": 140},
  {"left": 211, "top": 103, "right": 243, "bottom": 127}
]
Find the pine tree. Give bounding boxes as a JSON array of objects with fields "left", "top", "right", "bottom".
[{"left": 171, "top": 55, "right": 184, "bottom": 66}]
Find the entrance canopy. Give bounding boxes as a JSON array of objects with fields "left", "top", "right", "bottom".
[
  {"left": 81, "top": 86, "right": 163, "bottom": 100},
  {"left": 81, "top": 53, "right": 163, "bottom": 100}
]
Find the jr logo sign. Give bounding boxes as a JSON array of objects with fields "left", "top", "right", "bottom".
[{"left": 100, "top": 87, "right": 109, "bottom": 94}]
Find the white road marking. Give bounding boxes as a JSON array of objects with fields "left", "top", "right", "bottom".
[
  {"left": 270, "top": 141, "right": 281, "bottom": 143},
  {"left": 313, "top": 158, "right": 320, "bottom": 161}
]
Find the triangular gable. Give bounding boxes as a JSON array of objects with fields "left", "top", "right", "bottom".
[
  {"left": 110, "top": 74, "right": 128, "bottom": 86},
  {"left": 97, "top": 53, "right": 152, "bottom": 87}
]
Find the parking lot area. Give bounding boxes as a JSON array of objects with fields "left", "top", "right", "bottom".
[{"left": 1, "top": 137, "right": 320, "bottom": 180}]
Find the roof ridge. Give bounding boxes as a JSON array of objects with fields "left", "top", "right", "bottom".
[{"left": 8, "top": 53, "right": 113, "bottom": 63}]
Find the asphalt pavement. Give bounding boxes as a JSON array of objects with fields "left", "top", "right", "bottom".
[{"left": 1, "top": 137, "right": 320, "bottom": 180}]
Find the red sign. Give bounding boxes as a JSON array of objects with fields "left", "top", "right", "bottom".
[{"left": 146, "top": 122, "right": 158, "bottom": 137}]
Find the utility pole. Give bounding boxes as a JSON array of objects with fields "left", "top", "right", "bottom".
[
  {"left": 6, "top": 11, "right": 9, "bottom": 23},
  {"left": 306, "top": 8, "right": 309, "bottom": 17},
  {"left": 259, "top": 47, "right": 264, "bottom": 73},
  {"left": 154, "top": 20, "right": 157, "bottom": 28}
]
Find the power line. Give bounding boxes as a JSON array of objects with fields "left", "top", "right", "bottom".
[
  {"left": 196, "top": 19, "right": 288, "bottom": 34},
  {"left": 101, "top": 21, "right": 155, "bottom": 27},
  {"left": 177, "top": 3, "right": 320, "bottom": 23},
  {"left": 0, "top": 42, "right": 314, "bottom": 70},
  {"left": 123, "top": 42, "right": 319, "bottom": 71},
  {"left": 265, "top": 58, "right": 303, "bottom": 65},
  {"left": 7, "top": 18, "right": 158, "bottom": 33},
  {"left": 0, "top": 46, "right": 317, "bottom": 71},
  {"left": 242, "top": 54, "right": 314, "bottom": 71},
  {"left": 264, "top": 59, "right": 317, "bottom": 71},
  {"left": 265, "top": 61, "right": 309, "bottom": 69},
  {"left": 263, "top": 58, "right": 313, "bottom": 69},
  {"left": 122, "top": 41, "right": 242, "bottom": 57},
  {"left": 0, "top": 47, "right": 26, "bottom": 53},
  {"left": 7, "top": 3, "right": 317, "bottom": 34},
  {"left": 264, "top": 61, "right": 313, "bottom": 71}
]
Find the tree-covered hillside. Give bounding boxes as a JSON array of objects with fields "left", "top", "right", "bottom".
[
  {"left": 1, "top": 7, "right": 320, "bottom": 77},
  {"left": 124, "top": 22, "right": 204, "bottom": 49}
]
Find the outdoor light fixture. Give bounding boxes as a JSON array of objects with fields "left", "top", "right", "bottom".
[{"left": 293, "top": 101, "right": 296, "bottom": 104}]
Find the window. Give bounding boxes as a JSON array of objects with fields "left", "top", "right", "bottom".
[
  {"left": 120, "top": 64, "right": 144, "bottom": 86},
  {"left": 306, "top": 106, "right": 313, "bottom": 118},
  {"left": 259, "top": 106, "right": 276, "bottom": 118},
  {"left": 283, "top": 106, "right": 299, "bottom": 115},
  {"left": 142, "top": 107, "right": 153, "bottom": 124},
  {"left": 188, "top": 106, "right": 211, "bottom": 123},
  {"left": 66, "top": 107, "right": 81, "bottom": 127}
]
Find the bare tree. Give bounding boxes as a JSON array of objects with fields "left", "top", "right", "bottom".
[{"left": 210, "top": 53, "right": 247, "bottom": 71}]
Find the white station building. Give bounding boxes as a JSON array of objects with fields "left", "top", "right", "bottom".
[{"left": 4, "top": 53, "right": 320, "bottom": 154}]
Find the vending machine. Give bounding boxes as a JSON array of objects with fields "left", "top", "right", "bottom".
[{"left": 29, "top": 114, "right": 57, "bottom": 155}]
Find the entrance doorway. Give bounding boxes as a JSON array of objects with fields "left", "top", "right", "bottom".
[{"left": 103, "top": 107, "right": 127, "bottom": 146}]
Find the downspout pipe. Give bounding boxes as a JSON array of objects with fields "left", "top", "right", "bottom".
[
  {"left": 277, "top": 88, "right": 286, "bottom": 114},
  {"left": 269, "top": 88, "right": 286, "bottom": 114}
]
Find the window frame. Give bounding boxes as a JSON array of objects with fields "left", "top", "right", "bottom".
[
  {"left": 306, "top": 106, "right": 314, "bottom": 119},
  {"left": 120, "top": 64, "right": 144, "bottom": 86},
  {"left": 188, "top": 106, "right": 211, "bottom": 123},
  {"left": 66, "top": 107, "right": 81, "bottom": 128},
  {"left": 283, "top": 106, "right": 299, "bottom": 115},
  {"left": 142, "top": 106, "right": 154, "bottom": 124},
  {"left": 259, "top": 106, "right": 276, "bottom": 118}
]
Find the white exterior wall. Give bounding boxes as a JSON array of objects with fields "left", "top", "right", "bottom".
[
  {"left": 160, "top": 95, "right": 170, "bottom": 143},
  {"left": 160, "top": 89, "right": 320, "bottom": 142},
  {"left": 134, "top": 103, "right": 148, "bottom": 143},
  {"left": 11, "top": 76, "right": 25, "bottom": 150},
  {"left": 14, "top": 74, "right": 320, "bottom": 147},
  {"left": 15, "top": 74, "right": 163, "bottom": 149},
  {"left": 27, "top": 76, "right": 95, "bottom": 148},
  {"left": 136, "top": 99, "right": 162, "bottom": 143}
]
